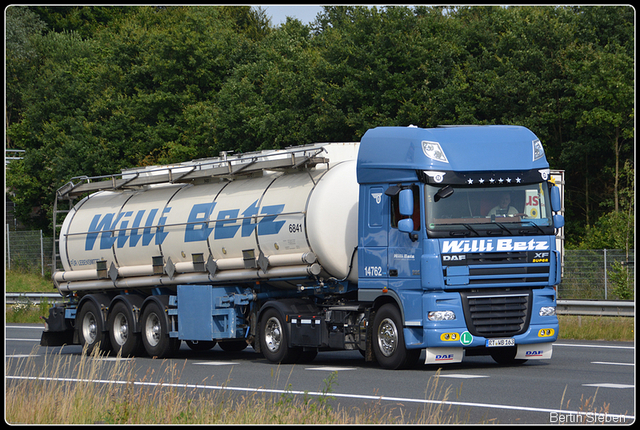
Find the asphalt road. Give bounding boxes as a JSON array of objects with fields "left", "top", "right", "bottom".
[{"left": 5, "top": 323, "right": 635, "bottom": 424}]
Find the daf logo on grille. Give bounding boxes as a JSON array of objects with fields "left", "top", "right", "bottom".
[{"left": 443, "top": 254, "right": 466, "bottom": 261}]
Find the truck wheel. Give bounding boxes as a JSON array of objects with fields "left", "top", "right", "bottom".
[
  {"left": 77, "top": 301, "right": 110, "bottom": 355},
  {"left": 259, "top": 308, "right": 301, "bottom": 364},
  {"left": 298, "top": 349, "right": 318, "bottom": 363},
  {"left": 140, "top": 301, "right": 178, "bottom": 358},
  {"left": 490, "top": 347, "right": 527, "bottom": 365},
  {"left": 372, "top": 304, "right": 420, "bottom": 370},
  {"left": 108, "top": 302, "right": 142, "bottom": 357}
]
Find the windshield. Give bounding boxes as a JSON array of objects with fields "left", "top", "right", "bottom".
[{"left": 425, "top": 183, "right": 554, "bottom": 237}]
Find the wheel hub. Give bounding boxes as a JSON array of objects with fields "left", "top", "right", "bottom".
[
  {"left": 264, "top": 317, "right": 282, "bottom": 353},
  {"left": 377, "top": 318, "right": 398, "bottom": 357},
  {"left": 113, "top": 314, "right": 129, "bottom": 345}
]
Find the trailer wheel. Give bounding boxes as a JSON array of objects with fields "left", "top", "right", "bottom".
[
  {"left": 140, "top": 301, "right": 178, "bottom": 358},
  {"left": 259, "top": 308, "right": 300, "bottom": 364},
  {"left": 108, "top": 302, "right": 142, "bottom": 357},
  {"left": 372, "top": 304, "right": 420, "bottom": 370},
  {"left": 77, "top": 301, "right": 110, "bottom": 355}
]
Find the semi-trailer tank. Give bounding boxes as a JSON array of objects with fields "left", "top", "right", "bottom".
[{"left": 41, "top": 125, "right": 564, "bottom": 369}]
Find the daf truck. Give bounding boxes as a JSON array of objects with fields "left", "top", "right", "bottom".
[{"left": 41, "top": 125, "right": 564, "bottom": 369}]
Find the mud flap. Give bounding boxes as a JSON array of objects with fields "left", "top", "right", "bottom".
[
  {"left": 515, "top": 342, "right": 553, "bottom": 360},
  {"left": 425, "top": 347, "right": 463, "bottom": 364},
  {"left": 40, "top": 305, "right": 76, "bottom": 346},
  {"left": 41, "top": 330, "right": 75, "bottom": 346}
]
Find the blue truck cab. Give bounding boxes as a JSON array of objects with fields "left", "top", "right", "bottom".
[{"left": 357, "top": 125, "right": 562, "bottom": 366}]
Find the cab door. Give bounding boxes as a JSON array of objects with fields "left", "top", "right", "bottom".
[
  {"left": 387, "top": 185, "right": 423, "bottom": 325},
  {"left": 387, "top": 185, "right": 422, "bottom": 281},
  {"left": 358, "top": 186, "right": 388, "bottom": 290}
]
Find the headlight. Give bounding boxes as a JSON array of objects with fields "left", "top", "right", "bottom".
[
  {"left": 539, "top": 306, "right": 556, "bottom": 317},
  {"left": 428, "top": 310, "right": 456, "bottom": 321}
]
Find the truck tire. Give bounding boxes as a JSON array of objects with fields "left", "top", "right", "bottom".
[
  {"left": 108, "top": 302, "right": 142, "bottom": 357},
  {"left": 490, "top": 347, "right": 527, "bottom": 365},
  {"left": 140, "top": 301, "right": 179, "bottom": 358},
  {"left": 259, "top": 308, "right": 301, "bottom": 364},
  {"left": 372, "top": 304, "right": 420, "bottom": 370},
  {"left": 77, "top": 300, "right": 110, "bottom": 355}
]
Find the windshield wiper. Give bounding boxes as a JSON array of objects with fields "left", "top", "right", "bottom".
[
  {"left": 491, "top": 221, "right": 514, "bottom": 235},
  {"left": 519, "top": 221, "right": 546, "bottom": 235},
  {"left": 439, "top": 223, "right": 480, "bottom": 236}
]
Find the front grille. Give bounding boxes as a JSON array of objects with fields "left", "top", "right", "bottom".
[
  {"left": 460, "top": 290, "right": 532, "bottom": 338},
  {"left": 443, "top": 251, "right": 551, "bottom": 287},
  {"left": 465, "top": 251, "right": 528, "bottom": 264}
]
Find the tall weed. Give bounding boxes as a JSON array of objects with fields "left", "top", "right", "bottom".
[{"left": 6, "top": 347, "right": 460, "bottom": 424}]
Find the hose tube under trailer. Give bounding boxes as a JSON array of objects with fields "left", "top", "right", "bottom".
[{"left": 55, "top": 261, "right": 322, "bottom": 293}]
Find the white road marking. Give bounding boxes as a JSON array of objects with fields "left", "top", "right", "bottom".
[
  {"left": 193, "top": 361, "right": 237, "bottom": 366},
  {"left": 6, "top": 374, "right": 634, "bottom": 422},
  {"left": 94, "top": 357, "right": 135, "bottom": 362},
  {"left": 582, "top": 383, "right": 634, "bottom": 389},
  {"left": 6, "top": 354, "right": 40, "bottom": 358},
  {"left": 305, "top": 367, "right": 356, "bottom": 371},
  {"left": 553, "top": 343, "right": 634, "bottom": 350},
  {"left": 591, "top": 361, "right": 634, "bottom": 367},
  {"left": 438, "top": 374, "right": 489, "bottom": 379},
  {"left": 4, "top": 338, "right": 40, "bottom": 342}
]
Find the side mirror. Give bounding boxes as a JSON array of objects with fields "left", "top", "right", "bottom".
[
  {"left": 550, "top": 186, "right": 562, "bottom": 212},
  {"left": 434, "top": 185, "right": 454, "bottom": 202},
  {"left": 398, "top": 218, "right": 414, "bottom": 233},
  {"left": 399, "top": 188, "right": 414, "bottom": 216},
  {"left": 553, "top": 214, "right": 565, "bottom": 229}
]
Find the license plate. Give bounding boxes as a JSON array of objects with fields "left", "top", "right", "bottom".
[{"left": 486, "top": 338, "right": 515, "bottom": 347}]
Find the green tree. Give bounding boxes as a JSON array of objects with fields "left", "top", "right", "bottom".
[
  {"left": 6, "top": 6, "right": 251, "bottom": 229},
  {"left": 6, "top": 28, "right": 100, "bottom": 229},
  {"left": 5, "top": 6, "right": 47, "bottom": 137},
  {"left": 5, "top": 5, "right": 634, "bottom": 248},
  {"left": 29, "top": 5, "right": 135, "bottom": 39},
  {"left": 212, "top": 18, "right": 336, "bottom": 152}
]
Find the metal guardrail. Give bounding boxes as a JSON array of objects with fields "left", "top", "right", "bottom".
[
  {"left": 556, "top": 299, "right": 634, "bottom": 317},
  {"left": 6, "top": 293, "right": 67, "bottom": 305},
  {"left": 6, "top": 293, "right": 634, "bottom": 317}
]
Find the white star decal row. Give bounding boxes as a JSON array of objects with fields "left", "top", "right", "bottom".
[{"left": 467, "top": 177, "right": 522, "bottom": 185}]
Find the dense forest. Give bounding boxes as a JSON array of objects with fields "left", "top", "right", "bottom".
[{"left": 5, "top": 5, "right": 635, "bottom": 249}]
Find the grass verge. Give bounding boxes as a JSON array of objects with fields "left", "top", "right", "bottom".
[
  {"left": 6, "top": 269, "right": 54, "bottom": 293},
  {"left": 6, "top": 347, "right": 460, "bottom": 424},
  {"left": 558, "top": 315, "right": 634, "bottom": 342}
]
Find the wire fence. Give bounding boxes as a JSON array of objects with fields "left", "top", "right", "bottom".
[
  {"left": 559, "top": 249, "right": 635, "bottom": 300},
  {"left": 5, "top": 228, "right": 54, "bottom": 277},
  {"left": 4, "top": 228, "right": 635, "bottom": 300}
]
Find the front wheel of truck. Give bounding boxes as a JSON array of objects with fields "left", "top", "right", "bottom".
[
  {"left": 372, "top": 304, "right": 420, "bottom": 370},
  {"left": 259, "top": 308, "right": 301, "bottom": 364},
  {"left": 490, "top": 346, "right": 527, "bottom": 365}
]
